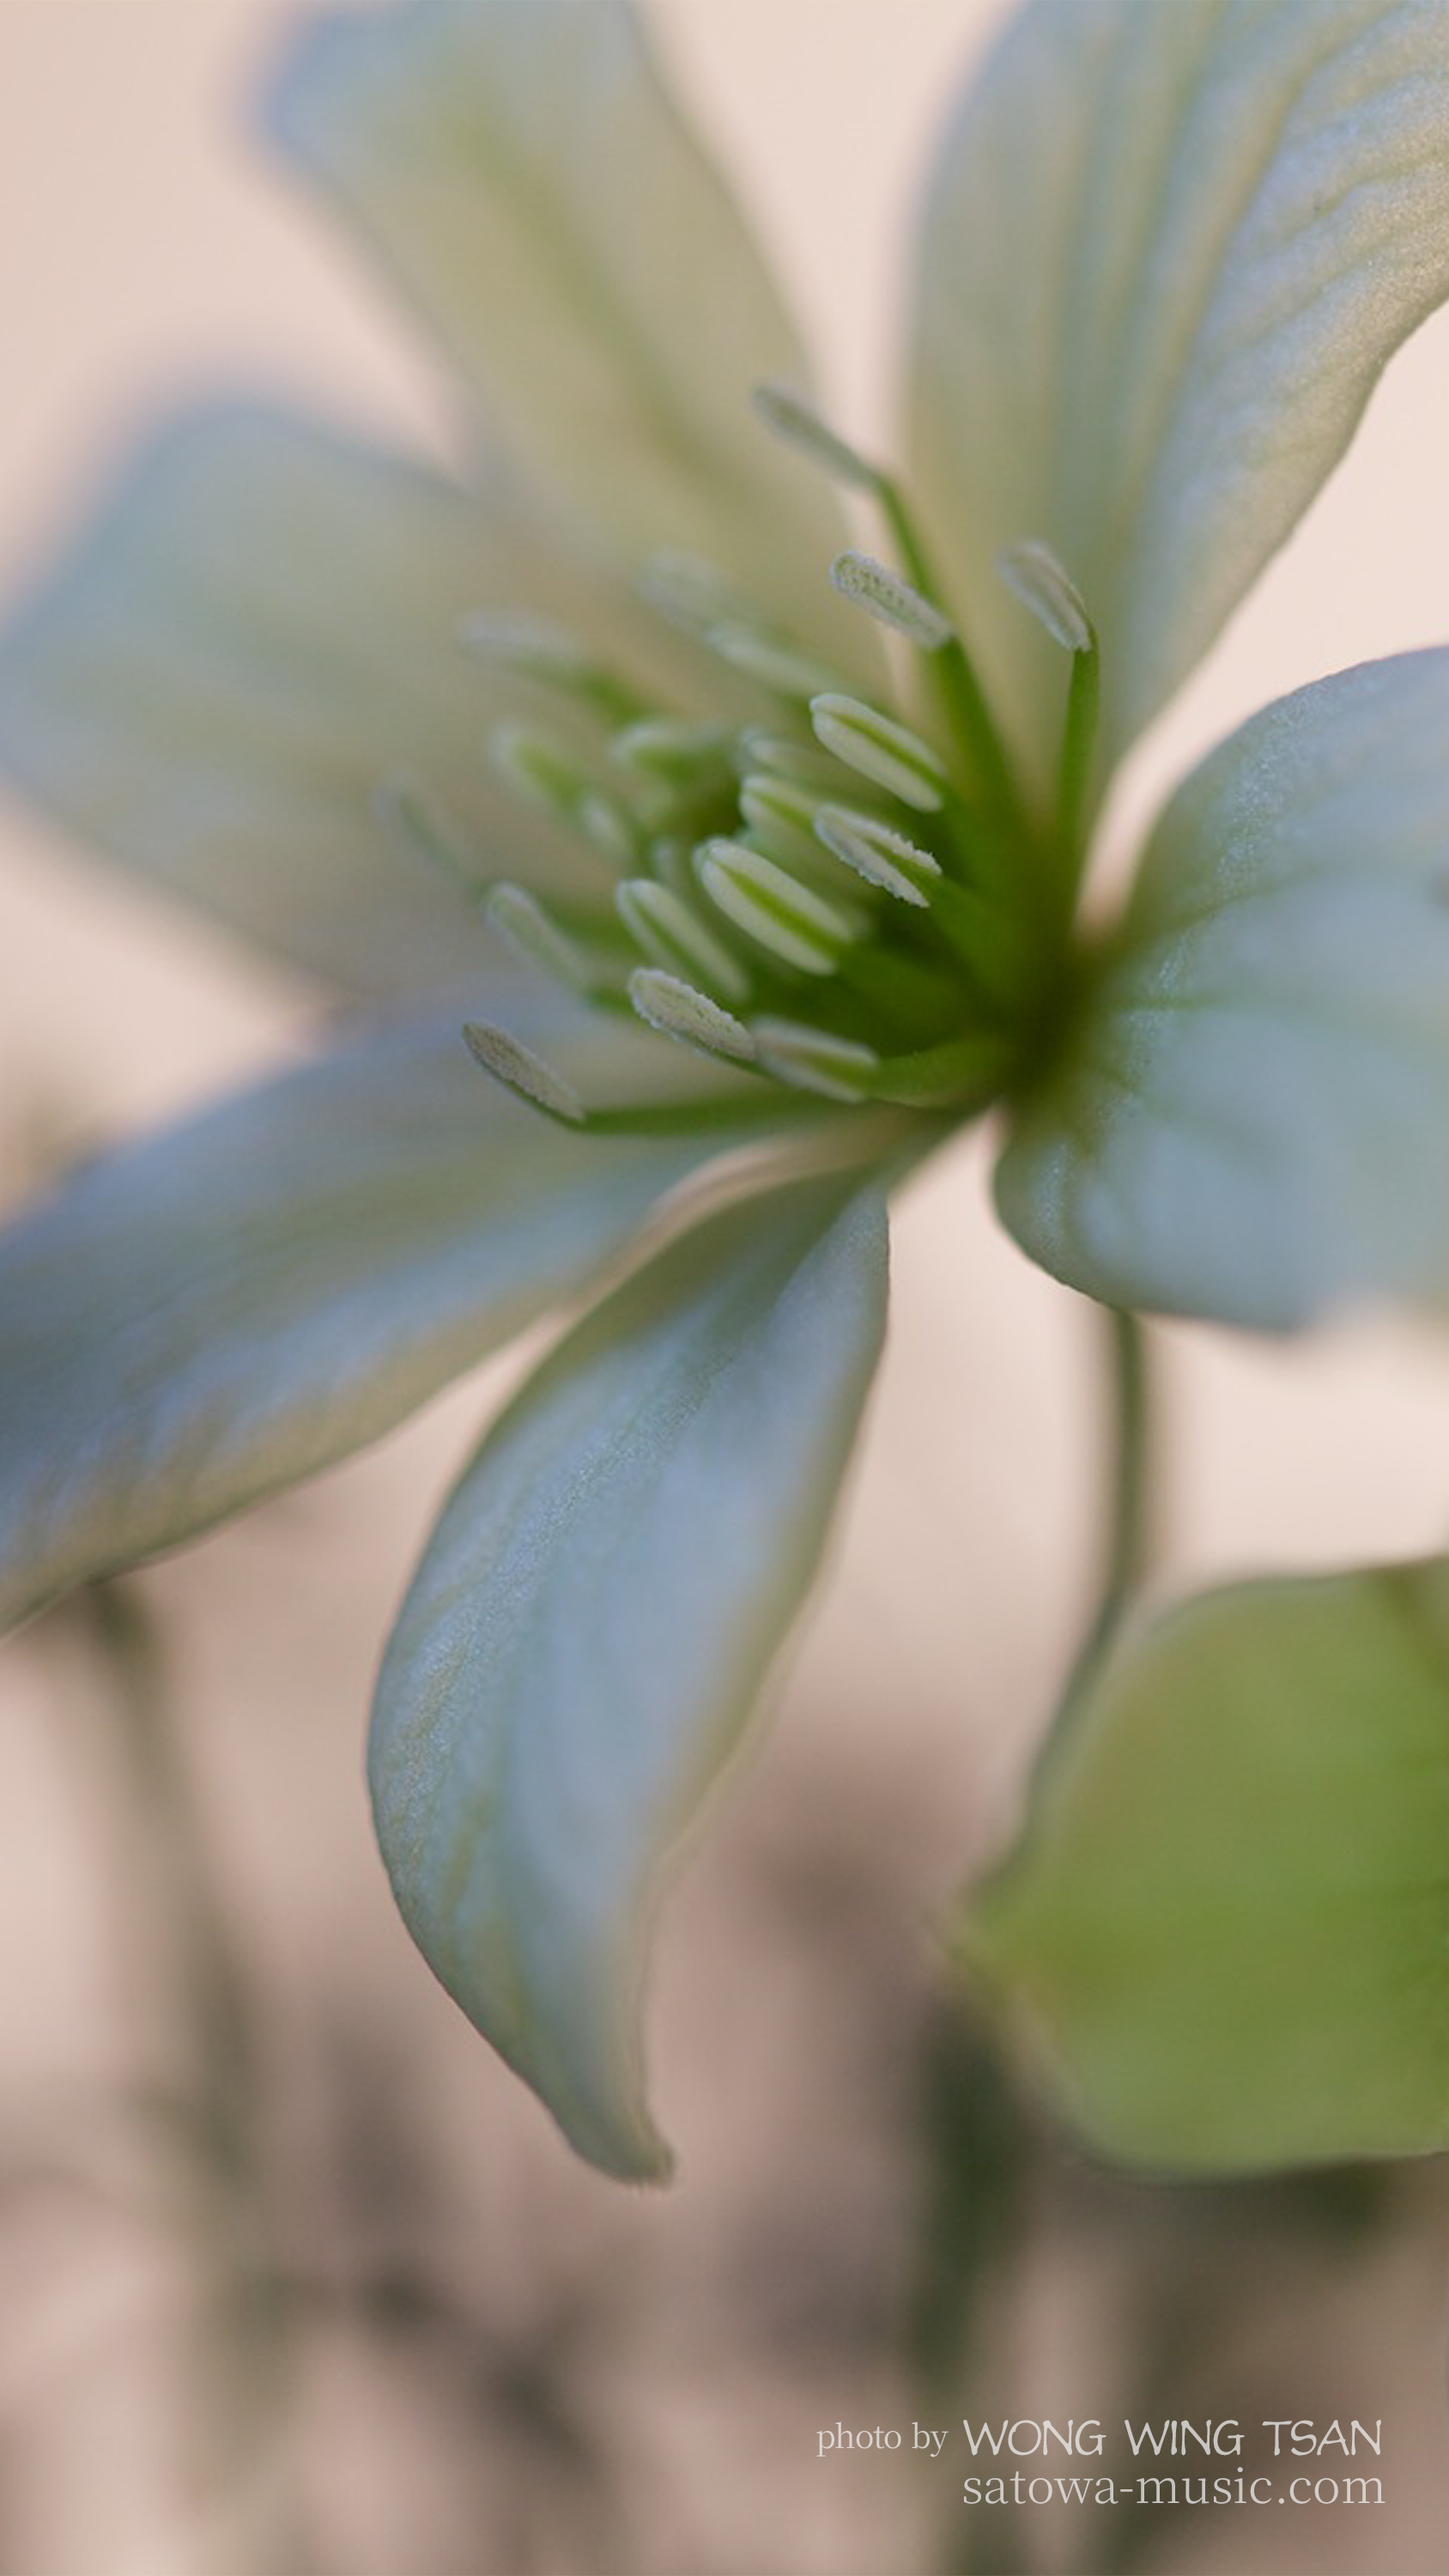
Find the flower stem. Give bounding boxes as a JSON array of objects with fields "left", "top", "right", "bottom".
[
  {"left": 82, "top": 1582, "right": 312, "bottom": 2576},
  {"left": 917, "top": 1308, "right": 1156, "bottom": 2576},
  {"left": 907, "top": 1999, "right": 1035, "bottom": 2576},
  {"left": 1041, "top": 1303, "right": 1154, "bottom": 1778}
]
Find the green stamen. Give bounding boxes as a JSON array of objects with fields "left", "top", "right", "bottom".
[
  {"left": 697, "top": 840, "right": 864, "bottom": 976},
  {"left": 462, "top": 1022, "right": 585, "bottom": 1124},
  {"left": 750, "top": 383, "right": 882, "bottom": 496},
  {"left": 483, "top": 883, "right": 602, "bottom": 995},
  {"left": 374, "top": 772, "right": 483, "bottom": 896},
  {"left": 814, "top": 805, "right": 943, "bottom": 907},
  {"left": 707, "top": 625, "right": 843, "bottom": 702},
  {"left": 638, "top": 550, "right": 756, "bottom": 636},
  {"left": 875, "top": 477, "right": 1023, "bottom": 816},
  {"left": 627, "top": 967, "right": 758, "bottom": 1064},
  {"left": 489, "top": 724, "right": 643, "bottom": 866},
  {"left": 996, "top": 540, "right": 1093, "bottom": 655},
  {"left": 488, "top": 721, "right": 593, "bottom": 817},
  {"left": 997, "top": 539, "right": 1100, "bottom": 883},
  {"left": 809, "top": 693, "right": 949, "bottom": 812},
  {"left": 610, "top": 718, "right": 735, "bottom": 791},
  {"left": 458, "top": 612, "right": 647, "bottom": 726},
  {"left": 737, "top": 729, "right": 859, "bottom": 795},
  {"left": 419, "top": 425, "right": 1071, "bottom": 1147},
  {"left": 736, "top": 774, "right": 841, "bottom": 882},
  {"left": 1056, "top": 642, "right": 1100, "bottom": 872},
  {"left": 615, "top": 878, "right": 751, "bottom": 1002},
  {"left": 858, "top": 1030, "right": 1011, "bottom": 1110},
  {"left": 752, "top": 1018, "right": 882, "bottom": 1103},
  {"left": 752, "top": 372, "right": 1022, "bottom": 814}
]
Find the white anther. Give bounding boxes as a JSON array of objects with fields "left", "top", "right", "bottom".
[
  {"left": 814, "top": 806, "right": 941, "bottom": 908},
  {"left": 809, "top": 694, "right": 948, "bottom": 812},
  {"left": 996, "top": 540, "right": 1094, "bottom": 654},
  {"left": 750, "top": 384, "right": 882, "bottom": 495},
  {"left": 638, "top": 550, "right": 755, "bottom": 637},
  {"left": 708, "top": 625, "right": 841, "bottom": 701},
  {"left": 458, "top": 611, "right": 585, "bottom": 672},
  {"left": 374, "top": 772, "right": 482, "bottom": 893},
  {"left": 830, "top": 550, "right": 955, "bottom": 651},
  {"left": 462, "top": 1023, "right": 585, "bottom": 1123},
  {"left": 483, "top": 884, "right": 594, "bottom": 991},
  {"left": 627, "top": 969, "right": 758, "bottom": 1063},
  {"left": 697, "top": 840, "right": 859, "bottom": 976}
]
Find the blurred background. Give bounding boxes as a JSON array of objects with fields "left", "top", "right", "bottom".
[{"left": 3, "top": 3, "right": 1449, "bottom": 2569}]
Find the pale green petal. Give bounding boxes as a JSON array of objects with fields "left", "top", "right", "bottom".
[
  {"left": 997, "top": 651, "right": 1449, "bottom": 1330},
  {"left": 974, "top": 1559, "right": 1449, "bottom": 2172},
  {"left": 0, "top": 999, "right": 756, "bottom": 1631},
  {"left": 267, "top": 0, "right": 850, "bottom": 633},
  {"left": 0, "top": 405, "right": 682, "bottom": 998},
  {"left": 911, "top": 0, "right": 1449, "bottom": 793},
  {"left": 369, "top": 1174, "right": 890, "bottom": 2178}
]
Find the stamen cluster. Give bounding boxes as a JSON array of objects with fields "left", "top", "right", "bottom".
[{"left": 383, "top": 390, "right": 1095, "bottom": 1135}]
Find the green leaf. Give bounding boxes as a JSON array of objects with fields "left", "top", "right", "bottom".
[
  {"left": 973, "top": 1559, "right": 1449, "bottom": 2173},
  {"left": 0, "top": 1000, "right": 760, "bottom": 1630},
  {"left": 0, "top": 406, "right": 678, "bottom": 997},
  {"left": 368, "top": 1172, "right": 890, "bottom": 2178},
  {"left": 910, "top": 0, "right": 1449, "bottom": 794},
  {"left": 997, "top": 651, "right": 1449, "bottom": 1329},
  {"left": 266, "top": 0, "right": 852, "bottom": 640}
]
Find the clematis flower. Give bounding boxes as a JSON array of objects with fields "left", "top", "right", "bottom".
[{"left": 3, "top": 0, "right": 1449, "bottom": 2184}]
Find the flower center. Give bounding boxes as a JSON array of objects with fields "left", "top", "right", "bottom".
[{"left": 382, "top": 392, "right": 1096, "bottom": 1136}]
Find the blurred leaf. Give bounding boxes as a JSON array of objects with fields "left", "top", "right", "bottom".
[{"left": 972, "top": 1558, "right": 1449, "bottom": 2171}]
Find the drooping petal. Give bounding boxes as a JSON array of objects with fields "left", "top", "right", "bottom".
[
  {"left": 368, "top": 1173, "right": 890, "bottom": 2178},
  {"left": 910, "top": 0, "right": 1449, "bottom": 794},
  {"left": 0, "top": 999, "right": 764, "bottom": 1631},
  {"left": 266, "top": 0, "right": 851, "bottom": 636},
  {"left": 996, "top": 651, "right": 1449, "bottom": 1330},
  {"left": 0, "top": 404, "right": 698, "bottom": 999},
  {"left": 973, "top": 1559, "right": 1449, "bottom": 2172}
]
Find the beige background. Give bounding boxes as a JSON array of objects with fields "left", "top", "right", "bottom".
[{"left": 3, "top": 6, "right": 1449, "bottom": 2573}]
